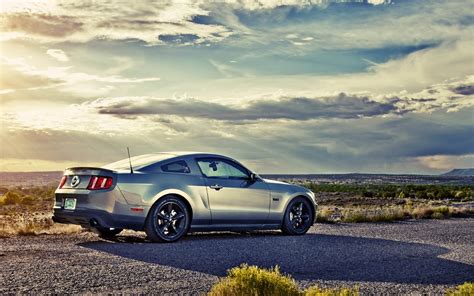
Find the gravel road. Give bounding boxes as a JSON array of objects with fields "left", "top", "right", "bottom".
[{"left": 1, "top": 219, "right": 473, "bottom": 295}]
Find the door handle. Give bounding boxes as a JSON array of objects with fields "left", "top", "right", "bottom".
[{"left": 210, "top": 184, "right": 223, "bottom": 191}]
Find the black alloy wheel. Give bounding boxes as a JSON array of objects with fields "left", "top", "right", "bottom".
[
  {"left": 145, "top": 196, "right": 190, "bottom": 242},
  {"left": 281, "top": 197, "right": 313, "bottom": 235}
]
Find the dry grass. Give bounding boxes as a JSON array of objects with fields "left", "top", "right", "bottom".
[
  {"left": 316, "top": 205, "right": 473, "bottom": 224},
  {"left": 0, "top": 215, "right": 82, "bottom": 237}
]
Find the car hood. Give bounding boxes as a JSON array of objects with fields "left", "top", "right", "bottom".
[
  {"left": 262, "top": 178, "right": 289, "bottom": 185},
  {"left": 263, "top": 178, "right": 311, "bottom": 194}
]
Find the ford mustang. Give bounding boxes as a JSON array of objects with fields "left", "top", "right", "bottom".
[{"left": 53, "top": 152, "right": 317, "bottom": 242}]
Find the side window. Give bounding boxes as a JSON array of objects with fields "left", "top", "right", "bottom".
[
  {"left": 197, "top": 158, "right": 248, "bottom": 179},
  {"left": 161, "top": 160, "right": 190, "bottom": 174}
]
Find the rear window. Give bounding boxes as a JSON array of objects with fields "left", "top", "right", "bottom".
[
  {"left": 161, "top": 160, "right": 190, "bottom": 174},
  {"left": 103, "top": 153, "right": 175, "bottom": 171}
]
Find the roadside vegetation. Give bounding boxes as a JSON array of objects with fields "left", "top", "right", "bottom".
[
  {"left": 446, "top": 282, "right": 474, "bottom": 296},
  {"left": 303, "top": 183, "right": 473, "bottom": 201},
  {"left": 0, "top": 183, "right": 472, "bottom": 236},
  {"left": 209, "top": 265, "right": 471, "bottom": 296},
  {"left": 316, "top": 205, "right": 474, "bottom": 224},
  {"left": 208, "top": 264, "right": 358, "bottom": 296},
  {"left": 302, "top": 183, "right": 474, "bottom": 223},
  {"left": 0, "top": 185, "right": 81, "bottom": 236}
]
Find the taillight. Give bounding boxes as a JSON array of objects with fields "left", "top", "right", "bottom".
[
  {"left": 88, "top": 176, "right": 113, "bottom": 190},
  {"left": 58, "top": 175, "right": 67, "bottom": 189}
]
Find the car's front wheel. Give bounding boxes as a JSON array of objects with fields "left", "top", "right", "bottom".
[
  {"left": 281, "top": 197, "right": 314, "bottom": 235},
  {"left": 145, "top": 196, "right": 190, "bottom": 243}
]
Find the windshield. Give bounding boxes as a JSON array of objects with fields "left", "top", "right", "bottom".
[{"left": 103, "top": 153, "right": 175, "bottom": 171}]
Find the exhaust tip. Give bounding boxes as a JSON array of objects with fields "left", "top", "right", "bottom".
[{"left": 90, "top": 218, "right": 99, "bottom": 227}]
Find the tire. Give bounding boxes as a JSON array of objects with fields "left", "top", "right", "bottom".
[
  {"left": 145, "top": 196, "right": 190, "bottom": 243},
  {"left": 281, "top": 197, "right": 314, "bottom": 235},
  {"left": 94, "top": 227, "right": 123, "bottom": 238}
]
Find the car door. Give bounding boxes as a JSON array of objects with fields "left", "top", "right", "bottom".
[{"left": 196, "top": 158, "right": 271, "bottom": 224}]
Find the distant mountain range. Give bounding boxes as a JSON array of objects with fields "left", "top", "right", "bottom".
[{"left": 441, "top": 168, "right": 474, "bottom": 177}]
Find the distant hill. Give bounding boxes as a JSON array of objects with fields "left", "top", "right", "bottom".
[
  {"left": 0, "top": 171, "right": 62, "bottom": 187},
  {"left": 442, "top": 168, "right": 474, "bottom": 176},
  {"left": 0, "top": 170, "right": 473, "bottom": 187}
]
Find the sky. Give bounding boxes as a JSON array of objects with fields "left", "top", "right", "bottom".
[{"left": 0, "top": 0, "right": 473, "bottom": 174}]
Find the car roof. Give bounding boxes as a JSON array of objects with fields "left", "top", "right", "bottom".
[{"left": 154, "top": 151, "right": 228, "bottom": 158}]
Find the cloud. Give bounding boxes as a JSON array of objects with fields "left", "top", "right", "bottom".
[
  {"left": 1, "top": 56, "right": 160, "bottom": 97},
  {"left": 88, "top": 93, "right": 399, "bottom": 121},
  {"left": 451, "top": 84, "right": 474, "bottom": 96},
  {"left": 201, "top": 0, "right": 471, "bottom": 52},
  {"left": 86, "top": 74, "right": 474, "bottom": 122},
  {"left": 0, "top": 61, "right": 62, "bottom": 92},
  {"left": 416, "top": 154, "right": 474, "bottom": 171},
  {"left": 46, "top": 49, "right": 69, "bottom": 62},
  {"left": 1, "top": 0, "right": 472, "bottom": 174},
  {"left": 0, "top": 1, "right": 231, "bottom": 45},
  {"left": 3, "top": 0, "right": 461, "bottom": 49},
  {"left": 0, "top": 13, "right": 83, "bottom": 38},
  {"left": 3, "top": 106, "right": 473, "bottom": 174}
]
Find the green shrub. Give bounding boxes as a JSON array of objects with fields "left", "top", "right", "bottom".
[
  {"left": 431, "top": 212, "right": 444, "bottom": 219},
  {"left": 305, "top": 286, "right": 359, "bottom": 296},
  {"left": 446, "top": 282, "right": 474, "bottom": 296},
  {"left": 21, "top": 196, "right": 35, "bottom": 205},
  {"left": 209, "top": 264, "right": 300, "bottom": 296},
  {"left": 433, "top": 206, "right": 450, "bottom": 217},
  {"left": 415, "top": 191, "right": 427, "bottom": 199},
  {"left": 3, "top": 191, "right": 22, "bottom": 205},
  {"left": 208, "top": 265, "right": 359, "bottom": 296}
]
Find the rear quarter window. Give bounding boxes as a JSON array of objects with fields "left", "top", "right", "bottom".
[{"left": 161, "top": 160, "right": 191, "bottom": 174}]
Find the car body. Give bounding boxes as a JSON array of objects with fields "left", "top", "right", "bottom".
[{"left": 53, "top": 152, "right": 317, "bottom": 242}]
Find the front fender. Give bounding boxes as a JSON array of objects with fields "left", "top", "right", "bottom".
[{"left": 268, "top": 189, "right": 317, "bottom": 224}]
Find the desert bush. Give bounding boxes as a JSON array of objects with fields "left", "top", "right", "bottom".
[
  {"left": 411, "top": 206, "right": 456, "bottom": 219},
  {"left": 415, "top": 191, "right": 427, "bottom": 199},
  {"left": 446, "top": 282, "right": 474, "bottom": 296},
  {"left": 449, "top": 207, "right": 474, "bottom": 218},
  {"left": 411, "top": 207, "right": 434, "bottom": 219},
  {"left": 341, "top": 207, "right": 405, "bottom": 223},
  {"left": 305, "top": 286, "right": 359, "bottom": 296},
  {"left": 303, "top": 183, "right": 473, "bottom": 201},
  {"left": 208, "top": 265, "right": 359, "bottom": 296},
  {"left": 317, "top": 204, "right": 472, "bottom": 224},
  {"left": 21, "top": 195, "right": 35, "bottom": 205},
  {"left": 3, "top": 191, "right": 22, "bottom": 205},
  {"left": 433, "top": 206, "right": 450, "bottom": 217},
  {"left": 209, "top": 264, "right": 300, "bottom": 296},
  {"left": 431, "top": 212, "right": 444, "bottom": 219},
  {"left": 316, "top": 207, "right": 337, "bottom": 223}
]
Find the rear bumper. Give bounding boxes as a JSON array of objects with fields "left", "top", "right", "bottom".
[
  {"left": 53, "top": 208, "right": 145, "bottom": 231},
  {"left": 53, "top": 186, "right": 147, "bottom": 231}
]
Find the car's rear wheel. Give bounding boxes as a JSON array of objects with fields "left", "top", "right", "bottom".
[
  {"left": 145, "top": 196, "right": 190, "bottom": 243},
  {"left": 281, "top": 197, "right": 313, "bottom": 235},
  {"left": 94, "top": 227, "right": 123, "bottom": 238}
]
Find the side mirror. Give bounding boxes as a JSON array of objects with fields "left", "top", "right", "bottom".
[{"left": 249, "top": 173, "right": 258, "bottom": 182}]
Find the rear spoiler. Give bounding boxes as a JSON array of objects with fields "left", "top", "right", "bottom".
[{"left": 64, "top": 167, "right": 116, "bottom": 176}]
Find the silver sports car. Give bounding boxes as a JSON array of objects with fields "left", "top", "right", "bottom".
[{"left": 53, "top": 152, "right": 317, "bottom": 242}]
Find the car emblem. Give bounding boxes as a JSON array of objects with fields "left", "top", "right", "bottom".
[{"left": 71, "top": 176, "right": 81, "bottom": 187}]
